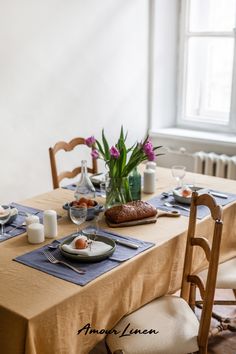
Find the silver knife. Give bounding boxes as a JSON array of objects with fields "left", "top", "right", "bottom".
[
  {"left": 209, "top": 191, "right": 228, "bottom": 199},
  {"left": 81, "top": 230, "right": 139, "bottom": 249},
  {"left": 115, "top": 239, "right": 139, "bottom": 249}
]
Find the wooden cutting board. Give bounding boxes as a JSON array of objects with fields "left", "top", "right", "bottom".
[{"left": 106, "top": 209, "right": 180, "bottom": 228}]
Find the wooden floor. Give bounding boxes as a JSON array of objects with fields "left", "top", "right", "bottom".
[
  {"left": 207, "top": 289, "right": 236, "bottom": 354},
  {"left": 90, "top": 290, "right": 236, "bottom": 354}
]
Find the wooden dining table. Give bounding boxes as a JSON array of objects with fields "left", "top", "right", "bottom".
[{"left": 0, "top": 167, "right": 236, "bottom": 354}]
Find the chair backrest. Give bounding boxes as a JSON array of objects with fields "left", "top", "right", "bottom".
[
  {"left": 180, "top": 191, "right": 223, "bottom": 351},
  {"left": 49, "top": 137, "right": 98, "bottom": 189}
]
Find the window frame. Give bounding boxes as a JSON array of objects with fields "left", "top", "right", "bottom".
[{"left": 177, "top": 0, "right": 236, "bottom": 133}]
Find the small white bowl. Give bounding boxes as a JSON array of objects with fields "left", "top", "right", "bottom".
[{"left": 173, "top": 186, "right": 207, "bottom": 205}]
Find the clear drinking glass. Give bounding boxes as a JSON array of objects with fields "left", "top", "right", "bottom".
[
  {"left": 100, "top": 182, "right": 106, "bottom": 198},
  {"left": 69, "top": 206, "right": 87, "bottom": 235},
  {"left": 171, "top": 165, "right": 186, "bottom": 188},
  {"left": 0, "top": 205, "right": 11, "bottom": 240}
]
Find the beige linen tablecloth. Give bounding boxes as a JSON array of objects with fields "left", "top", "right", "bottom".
[{"left": 0, "top": 167, "right": 236, "bottom": 354}]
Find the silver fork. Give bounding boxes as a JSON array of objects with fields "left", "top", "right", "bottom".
[
  {"left": 42, "top": 250, "right": 85, "bottom": 275},
  {"left": 164, "top": 202, "right": 189, "bottom": 212},
  {"left": 9, "top": 222, "right": 26, "bottom": 233}
]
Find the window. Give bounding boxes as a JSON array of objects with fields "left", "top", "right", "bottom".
[{"left": 177, "top": 0, "right": 236, "bottom": 132}]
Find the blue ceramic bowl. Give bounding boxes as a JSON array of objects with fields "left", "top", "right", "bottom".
[{"left": 63, "top": 202, "right": 104, "bottom": 221}]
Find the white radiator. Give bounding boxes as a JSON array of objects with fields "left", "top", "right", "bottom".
[{"left": 194, "top": 152, "right": 236, "bottom": 179}]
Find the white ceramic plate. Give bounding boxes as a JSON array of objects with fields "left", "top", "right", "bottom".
[
  {"left": 90, "top": 173, "right": 106, "bottom": 186},
  {"left": 173, "top": 186, "right": 208, "bottom": 205},
  {"left": 59, "top": 234, "right": 116, "bottom": 262}
]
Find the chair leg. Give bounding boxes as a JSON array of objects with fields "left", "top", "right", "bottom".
[
  {"left": 105, "top": 341, "right": 112, "bottom": 354},
  {"left": 210, "top": 318, "right": 236, "bottom": 336},
  {"left": 196, "top": 303, "right": 236, "bottom": 334}
]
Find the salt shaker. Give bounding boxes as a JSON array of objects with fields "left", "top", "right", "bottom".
[
  {"left": 143, "top": 168, "right": 156, "bottom": 194},
  {"left": 27, "top": 223, "right": 45, "bottom": 244},
  {"left": 43, "top": 210, "right": 58, "bottom": 238}
]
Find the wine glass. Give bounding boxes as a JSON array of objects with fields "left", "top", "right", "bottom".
[
  {"left": 69, "top": 206, "right": 87, "bottom": 236},
  {"left": 0, "top": 205, "right": 12, "bottom": 240},
  {"left": 171, "top": 165, "right": 186, "bottom": 188}
]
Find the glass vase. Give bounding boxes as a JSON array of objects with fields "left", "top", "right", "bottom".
[{"left": 105, "top": 176, "right": 132, "bottom": 209}]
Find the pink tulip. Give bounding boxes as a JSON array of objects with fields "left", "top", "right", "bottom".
[
  {"left": 85, "top": 136, "right": 96, "bottom": 148},
  {"left": 110, "top": 146, "right": 120, "bottom": 159},
  {"left": 91, "top": 149, "right": 99, "bottom": 159}
]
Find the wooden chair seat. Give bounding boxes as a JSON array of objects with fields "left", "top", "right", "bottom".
[
  {"left": 49, "top": 137, "right": 98, "bottom": 189},
  {"left": 106, "top": 296, "right": 199, "bottom": 354},
  {"left": 198, "top": 257, "right": 236, "bottom": 289},
  {"left": 106, "top": 192, "right": 223, "bottom": 354}
]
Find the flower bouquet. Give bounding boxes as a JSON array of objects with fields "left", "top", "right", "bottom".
[{"left": 85, "top": 127, "right": 162, "bottom": 208}]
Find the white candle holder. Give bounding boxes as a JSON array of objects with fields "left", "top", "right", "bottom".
[
  {"left": 43, "top": 210, "right": 58, "bottom": 238},
  {"left": 27, "top": 223, "right": 45, "bottom": 244}
]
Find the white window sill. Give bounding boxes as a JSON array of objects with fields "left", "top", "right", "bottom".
[{"left": 149, "top": 128, "right": 236, "bottom": 147}]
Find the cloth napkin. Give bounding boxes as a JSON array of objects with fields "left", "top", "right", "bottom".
[{"left": 62, "top": 235, "right": 113, "bottom": 256}]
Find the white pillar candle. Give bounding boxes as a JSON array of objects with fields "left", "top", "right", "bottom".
[
  {"left": 146, "top": 161, "right": 156, "bottom": 171},
  {"left": 25, "top": 215, "right": 40, "bottom": 226},
  {"left": 143, "top": 169, "right": 156, "bottom": 194},
  {"left": 43, "top": 210, "right": 58, "bottom": 238},
  {"left": 27, "top": 223, "right": 45, "bottom": 244}
]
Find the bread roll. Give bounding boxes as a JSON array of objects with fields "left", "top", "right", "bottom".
[{"left": 105, "top": 200, "right": 157, "bottom": 224}]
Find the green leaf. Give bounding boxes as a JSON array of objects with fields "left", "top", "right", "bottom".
[
  {"left": 153, "top": 146, "right": 163, "bottom": 151},
  {"left": 95, "top": 139, "right": 105, "bottom": 156},
  {"left": 102, "top": 129, "right": 110, "bottom": 160},
  {"left": 120, "top": 126, "right": 124, "bottom": 142}
]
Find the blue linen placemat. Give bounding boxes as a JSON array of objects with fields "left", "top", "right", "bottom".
[
  {"left": 1, "top": 203, "right": 45, "bottom": 242},
  {"left": 63, "top": 183, "right": 104, "bottom": 197},
  {"left": 2, "top": 203, "right": 61, "bottom": 242},
  {"left": 14, "top": 228, "right": 155, "bottom": 286},
  {"left": 148, "top": 190, "right": 236, "bottom": 219}
]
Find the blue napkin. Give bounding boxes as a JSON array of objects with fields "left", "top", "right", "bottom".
[{"left": 14, "top": 228, "right": 155, "bottom": 286}]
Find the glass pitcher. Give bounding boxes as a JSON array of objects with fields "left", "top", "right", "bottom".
[{"left": 74, "top": 160, "right": 96, "bottom": 200}]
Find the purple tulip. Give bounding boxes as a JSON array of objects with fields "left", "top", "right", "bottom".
[
  {"left": 110, "top": 146, "right": 120, "bottom": 159},
  {"left": 143, "top": 140, "right": 153, "bottom": 155},
  {"left": 85, "top": 136, "right": 96, "bottom": 148},
  {"left": 147, "top": 150, "right": 156, "bottom": 161},
  {"left": 91, "top": 149, "right": 99, "bottom": 159}
]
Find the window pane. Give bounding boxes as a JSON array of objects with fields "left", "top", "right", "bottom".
[
  {"left": 189, "top": 0, "right": 236, "bottom": 32},
  {"left": 185, "top": 37, "right": 234, "bottom": 124}
]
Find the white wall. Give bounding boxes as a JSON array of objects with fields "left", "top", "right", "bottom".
[
  {"left": 0, "top": 0, "right": 148, "bottom": 203},
  {"left": 150, "top": 0, "right": 179, "bottom": 130}
]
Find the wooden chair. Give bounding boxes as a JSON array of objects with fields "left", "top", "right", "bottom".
[
  {"left": 49, "top": 137, "right": 98, "bottom": 189},
  {"left": 106, "top": 192, "right": 223, "bottom": 354}
]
